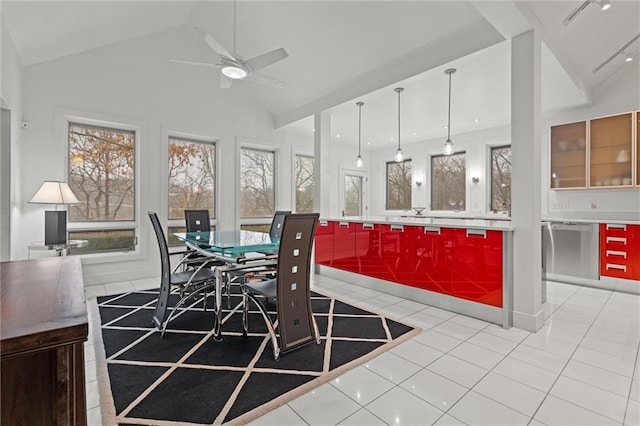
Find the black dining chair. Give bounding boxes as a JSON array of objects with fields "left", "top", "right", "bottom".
[
  {"left": 148, "top": 212, "right": 217, "bottom": 337},
  {"left": 269, "top": 210, "right": 291, "bottom": 241},
  {"left": 240, "top": 212, "right": 320, "bottom": 360},
  {"left": 182, "top": 209, "right": 225, "bottom": 268}
]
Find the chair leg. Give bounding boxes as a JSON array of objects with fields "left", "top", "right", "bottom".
[
  {"left": 159, "top": 283, "right": 215, "bottom": 338},
  {"left": 242, "top": 292, "right": 249, "bottom": 338},
  {"left": 246, "top": 293, "right": 280, "bottom": 360}
]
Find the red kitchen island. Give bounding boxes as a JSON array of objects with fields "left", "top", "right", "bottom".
[{"left": 315, "top": 216, "right": 514, "bottom": 327}]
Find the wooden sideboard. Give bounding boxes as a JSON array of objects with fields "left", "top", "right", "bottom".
[{"left": 1, "top": 257, "right": 88, "bottom": 425}]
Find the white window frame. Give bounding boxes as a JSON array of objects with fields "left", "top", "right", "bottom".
[
  {"left": 428, "top": 150, "right": 468, "bottom": 213},
  {"left": 487, "top": 143, "right": 512, "bottom": 214},
  {"left": 339, "top": 167, "right": 368, "bottom": 217},
  {"left": 385, "top": 158, "right": 413, "bottom": 212},
  {"left": 61, "top": 110, "right": 143, "bottom": 263}
]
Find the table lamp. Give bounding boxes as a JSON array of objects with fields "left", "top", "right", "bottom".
[{"left": 29, "top": 181, "right": 80, "bottom": 245}]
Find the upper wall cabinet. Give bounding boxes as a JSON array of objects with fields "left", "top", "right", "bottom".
[
  {"left": 550, "top": 121, "right": 587, "bottom": 189},
  {"left": 590, "top": 112, "right": 633, "bottom": 188},
  {"left": 550, "top": 111, "right": 638, "bottom": 190}
]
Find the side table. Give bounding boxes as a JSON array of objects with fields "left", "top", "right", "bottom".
[{"left": 28, "top": 239, "right": 89, "bottom": 259}]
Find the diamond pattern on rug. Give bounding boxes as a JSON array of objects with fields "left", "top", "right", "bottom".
[{"left": 96, "top": 288, "right": 418, "bottom": 424}]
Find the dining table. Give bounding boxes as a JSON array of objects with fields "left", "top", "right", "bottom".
[{"left": 173, "top": 230, "right": 279, "bottom": 339}]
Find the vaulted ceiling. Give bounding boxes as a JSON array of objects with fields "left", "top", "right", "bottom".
[{"left": 2, "top": 1, "right": 638, "bottom": 148}]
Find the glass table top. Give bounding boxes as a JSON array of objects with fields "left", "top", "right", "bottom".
[{"left": 174, "top": 230, "right": 279, "bottom": 255}]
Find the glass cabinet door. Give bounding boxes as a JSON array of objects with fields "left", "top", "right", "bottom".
[
  {"left": 590, "top": 112, "right": 633, "bottom": 187},
  {"left": 550, "top": 121, "right": 587, "bottom": 188}
]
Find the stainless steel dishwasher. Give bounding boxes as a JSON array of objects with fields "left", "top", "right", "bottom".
[{"left": 542, "top": 221, "right": 600, "bottom": 282}]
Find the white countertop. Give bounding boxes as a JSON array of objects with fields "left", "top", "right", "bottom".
[{"left": 321, "top": 215, "right": 515, "bottom": 231}]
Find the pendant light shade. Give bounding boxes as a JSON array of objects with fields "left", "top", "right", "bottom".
[
  {"left": 356, "top": 101, "right": 364, "bottom": 168},
  {"left": 394, "top": 87, "right": 404, "bottom": 162},
  {"left": 443, "top": 68, "right": 456, "bottom": 155}
]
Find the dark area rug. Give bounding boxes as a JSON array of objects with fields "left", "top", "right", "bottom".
[{"left": 93, "top": 287, "right": 420, "bottom": 425}]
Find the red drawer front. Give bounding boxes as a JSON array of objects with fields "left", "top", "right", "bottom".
[
  {"left": 314, "top": 220, "right": 334, "bottom": 265},
  {"left": 379, "top": 224, "right": 415, "bottom": 285},
  {"left": 333, "top": 221, "right": 357, "bottom": 272},
  {"left": 354, "top": 222, "right": 385, "bottom": 279},
  {"left": 600, "top": 223, "right": 633, "bottom": 239},
  {"left": 453, "top": 229, "right": 503, "bottom": 307},
  {"left": 412, "top": 226, "right": 454, "bottom": 295},
  {"left": 601, "top": 260, "right": 634, "bottom": 279}
]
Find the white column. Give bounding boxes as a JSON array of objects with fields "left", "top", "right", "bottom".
[
  {"left": 313, "top": 111, "right": 332, "bottom": 217},
  {"left": 511, "top": 30, "right": 544, "bottom": 332}
]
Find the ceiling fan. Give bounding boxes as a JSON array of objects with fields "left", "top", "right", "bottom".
[{"left": 170, "top": 1, "right": 288, "bottom": 89}]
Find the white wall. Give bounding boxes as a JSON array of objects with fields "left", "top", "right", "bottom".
[
  {"left": 0, "top": 13, "right": 24, "bottom": 261},
  {"left": 17, "top": 26, "right": 308, "bottom": 284},
  {"left": 365, "top": 61, "right": 639, "bottom": 219},
  {"left": 368, "top": 125, "right": 510, "bottom": 217}
]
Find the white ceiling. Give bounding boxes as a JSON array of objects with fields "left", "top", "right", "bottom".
[{"left": 2, "top": 1, "right": 638, "bottom": 149}]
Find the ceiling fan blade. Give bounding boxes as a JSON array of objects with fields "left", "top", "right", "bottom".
[
  {"left": 246, "top": 72, "right": 286, "bottom": 88},
  {"left": 245, "top": 48, "right": 288, "bottom": 73},
  {"left": 168, "top": 58, "right": 219, "bottom": 68},
  {"left": 220, "top": 73, "right": 234, "bottom": 89},
  {"left": 193, "top": 26, "right": 235, "bottom": 60}
]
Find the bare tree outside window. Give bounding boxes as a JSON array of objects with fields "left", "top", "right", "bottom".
[
  {"left": 344, "top": 175, "right": 362, "bottom": 216},
  {"left": 68, "top": 123, "right": 135, "bottom": 222},
  {"left": 431, "top": 153, "right": 466, "bottom": 211},
  {"left": 491, "top": 145, "right": 511, "bottom": 212},
  {"left": 295, "top": 154, "right": 314, "bottom": 213},
  {"left": 386, "top": 160, "right": 412, "bottom": 210},
  {"left": 240, "top": 148, "right": 275, "bottom": 218},
  {"left": 168, "top": 138, "right": 215, "bottom": 220}
]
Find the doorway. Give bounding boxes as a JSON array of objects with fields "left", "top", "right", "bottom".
[{"left": 340, "top": 169, "right": 367, "bottom": 217}]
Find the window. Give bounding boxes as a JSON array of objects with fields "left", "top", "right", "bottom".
[
  {"left": 431, "top": 152, "right": 466, "bottom": 211},
  {"left": 168, "top": 137, "right": 216, "bottom": 219},
  {"left": 240, "top": 148, "right": 275, "bottom": 219},
  {"left": 295, "top": 154, "right": 314, "bottom": 213},
  {"left": 491, "top": 145, "right": 511, "bottom": 212},
  {"left": 386, "top": 160, "right": 412, "bottom": 210},
  {"left": 68, "top": 122, "right": 136, "bottom": 253}
]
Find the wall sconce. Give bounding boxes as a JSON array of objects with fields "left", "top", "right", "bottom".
[
  {"left": 471, "top": 176, "right": 480, "bottom": 184},
  {"left": 415, "top": 181, "right": 423, "bottom": 187}
]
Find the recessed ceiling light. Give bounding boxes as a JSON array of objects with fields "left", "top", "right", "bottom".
[
  {"left": 336, "top": 134, "right": 340, "bottom": 138},
  {"left": 412, "top": 132, "right": 416, "bottom": 136},
  {"left": 390, "top": 136, "right": 394, "bottom": 141},
  {"left": 367, "top": 142, "right": 371, "bottom": 145},
  {"left": 443, "top": 125, "right": 448, "bottom": 129},
  {"left": 473, "top": 118, "right": 480, "bottom": 123}
]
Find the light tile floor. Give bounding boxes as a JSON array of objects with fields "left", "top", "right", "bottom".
[{"left": 84, "top": 275, "right": 640, "bottom": 425}]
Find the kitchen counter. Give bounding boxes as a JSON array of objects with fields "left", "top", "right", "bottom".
[{"left": 323, "top": 215, "right": 515, "bottom": 231}]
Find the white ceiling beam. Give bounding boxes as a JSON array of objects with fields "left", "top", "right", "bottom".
[
  {"left": 275, "top": 19, "right": 504, "bottom": 129},
  {"left": 513, "top": 2, "right": 593, "bottom": 105},
  {"left": 470, "top": 1, "right": 532, "bottom": 39}
]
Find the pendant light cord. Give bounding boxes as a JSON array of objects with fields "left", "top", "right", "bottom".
[
  {"left": 397, "top": 89, "right": 401, "bottom": 150},
  {"left": 357, "top": 101, "right": 363, "bottom": 156},
  {"left": 447, "top": 71, "right": 452, "bottom": 140}
]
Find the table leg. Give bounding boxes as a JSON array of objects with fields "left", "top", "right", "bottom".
[{"left": 213, "top": 267, "right": 223, "bottom": 341}]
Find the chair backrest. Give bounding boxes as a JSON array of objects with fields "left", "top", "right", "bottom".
[
  {"left": 185, "top": 210, "right": 211, "bottom": 232},
  {"left": 275, "top": 212, "right": 320, "bottom": 353},
  {"left": 148, "top": 212, "right": 171, "bottom": 328},
  {"left": 269, "top": 210, "right": 291, "bottom": 240}
]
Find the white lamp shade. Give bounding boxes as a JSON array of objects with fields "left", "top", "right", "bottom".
[{"left": 29, "top": 181, "right": 80, "bottom": 204}]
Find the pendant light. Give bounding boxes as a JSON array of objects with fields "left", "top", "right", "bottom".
[
  {"left": 394, "top": 87, "right": 404, "bottom": 162},
  {"left": 356, "top": 101, "right": 364, "bottom": 168},
  {"left": 443, "top": 68, "right": 456, "bottom": 156}
]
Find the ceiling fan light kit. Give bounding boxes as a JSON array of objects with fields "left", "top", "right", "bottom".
[
  {"left": 443, "top": 68, "right": 456, "bottom": 156},
  {"left": 394, "top": 87, "right": 404, "bottom": 163}
]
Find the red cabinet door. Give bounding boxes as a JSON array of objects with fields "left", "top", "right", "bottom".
[
  {"left": 453, "top": 228, "right": 503, "bottom": 307},
  {"left": 380, "top": 224, "right": 414, "bottom": 285},
  {"left": 314, "top": 220, "right": 334, "bottom": 265},
  {"left": 354, "top": 222, "right": 384, "bottom": 278},
  {"left": 332, "top": 221, "right": 357, "bottom": 272},
  {"left": 412, "top": 226, "right": 454, "bottom": 295},
  {"left": 634, "top": 225, "right": 640, "bottom": 281},
  {"left": 600, "top": 223, "right": 635, "bottom": 279}
]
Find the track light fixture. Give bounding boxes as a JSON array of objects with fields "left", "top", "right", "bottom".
[
  {"left": 394, "top": 88, "right": 404, "bottom": 163},
  {"left": 563, "top": 0, "right": 611, "bottom": 26},
  {"left": 593, "top": 32, "right": 640, "bottom": 73},
  {"left": 356, "top": 101, "right": 364, "bottom": 168}
]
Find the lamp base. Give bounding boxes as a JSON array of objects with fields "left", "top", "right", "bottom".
[{"left": 45, "top": 210, "right": 67, "bottom": 245}]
